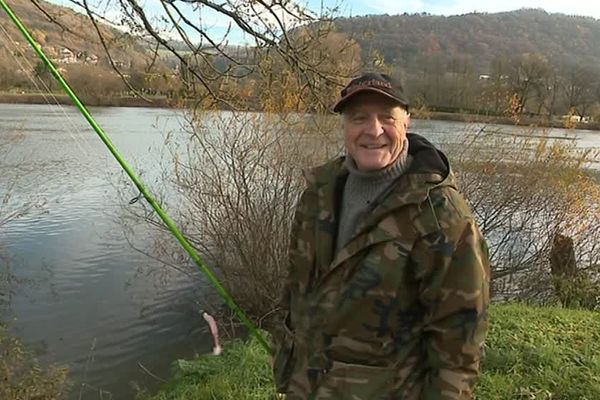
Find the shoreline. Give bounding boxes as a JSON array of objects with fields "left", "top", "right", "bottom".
[
  {"left": 412, "top": 109, "right": 600, "bottom": 131},
  {"left": 2, "top": 93, "right": 599, "bottom": 131},
  {"left": 0, "top": 92, "right": 172, "bottom": 108}
]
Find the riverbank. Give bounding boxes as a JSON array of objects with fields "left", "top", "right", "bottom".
[
  {"left": 0, "top": 92, "right": 171, "bottom": 108},
  {"left": 412, "top": 109, "right": 600, "bottom": 131},
  {"left": 2, "top": 92, "right": 600, "bottom": 131},
  {"left": 138, "top": 303, "right": 600, "bottom": 400},
  {"left": 0, "top": 324, "right": 69, "bottom": 398}
]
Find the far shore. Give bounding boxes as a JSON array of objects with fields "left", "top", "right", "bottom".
[
  {"left": 2, "top": 92, "right": 599, "bottom": 132},
  {"left": 412, "top": 110, "right": 600, "bottom": 131},
  {"left": 0, "top": 92, "right": 172, "bottom": 108}
]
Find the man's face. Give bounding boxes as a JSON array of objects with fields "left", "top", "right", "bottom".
[{"left": 342, "top": 92, "right": 410, "bottom": 172}]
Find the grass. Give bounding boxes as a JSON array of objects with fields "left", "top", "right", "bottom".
[
  {"left": 136, "top": 336, "right": 277, "bottom": 400},
  {"left": 477, "top": 303, "right": 600, "bottom": 399},
  {"left": 140, "top": 303, "right": 600, "bottom": 400}
]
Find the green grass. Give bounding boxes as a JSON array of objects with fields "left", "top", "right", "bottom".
[
  {"left": 141, "top": 303, "right": 600, "bottom": 400},
  {"left": 137, "top": 336, "right": 277, "bottom": 400},
  {"left": 477, "top": 303, "right": 600, "bottom": 399}
]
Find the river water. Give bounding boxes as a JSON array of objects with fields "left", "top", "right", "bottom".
[
  {"left": 0, "top": 103, "right": 599, "bottom": 399},
  {"left": 0, "top": 104, "right": 212, "bottom": 399}
]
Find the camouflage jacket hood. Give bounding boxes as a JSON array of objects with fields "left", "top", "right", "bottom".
[{"left": 274, "top": 133, "right": 490, "bottom": 400}]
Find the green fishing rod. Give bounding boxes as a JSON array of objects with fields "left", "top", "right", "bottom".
[{"left": 0, "top": 0, "right": 271, "bottom": 354}]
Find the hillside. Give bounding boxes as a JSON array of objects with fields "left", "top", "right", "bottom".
[
  {"left": 2, "top": 4, "right": 600, "bottom": 117},
  {"left": 323, "top": 9, "right": 600, "bottom": 118},
  {"left": 0, "top": 0, "right": 152, "bottom": 93},
  {"left": 333, "top": 9, "right": 600, "bottom": 74}
]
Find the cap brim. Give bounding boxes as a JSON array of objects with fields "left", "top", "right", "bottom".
[{"left": 333, "top": 87, "right": 408, "bottom": 113}]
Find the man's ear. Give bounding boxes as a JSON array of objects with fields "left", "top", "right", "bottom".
[{"left": 405, "top": 114, "right": 411, "bottom": 129}]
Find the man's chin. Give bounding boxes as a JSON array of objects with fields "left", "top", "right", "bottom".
[{"left": 355, "top": 159, "right": 387, "bottom": 172}]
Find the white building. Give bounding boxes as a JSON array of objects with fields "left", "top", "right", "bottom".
[{"left": 57, "top": 48, "right": 77, "bottom": 64}]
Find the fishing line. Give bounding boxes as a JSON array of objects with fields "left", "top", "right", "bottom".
[{"left": 0, "top": 0, "right": 272, "bottom": 354}]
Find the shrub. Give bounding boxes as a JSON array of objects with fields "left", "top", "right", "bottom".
[
  {"left": 123, "top": 111, "right": 341, "bottom": 328},
  {"left": 445, "top": 128, "right": 600, "bottom": 302}
]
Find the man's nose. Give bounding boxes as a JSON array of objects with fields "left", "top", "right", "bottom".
[{"left": 364, "top": 117, "right": 384, "bottom": 137}]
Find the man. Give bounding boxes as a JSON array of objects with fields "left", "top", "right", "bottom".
[{"left": 273, "top": 73, "right": 490, "bottom": 399}]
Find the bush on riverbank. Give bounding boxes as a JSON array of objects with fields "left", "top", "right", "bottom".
[
  {"left": 0, "top": 324, "right": 69, "bottom": 399},
  {"left": 448, "top": 131, "right": 600, "bottom": 303},
  {"left": 140, "top": 303, "right": 600, "bottom": 400}
]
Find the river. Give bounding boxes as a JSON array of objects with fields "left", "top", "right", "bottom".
[
  {"left": 0, "top": 103, "right": 598, "bottom": 399},
  {"left": 1, "top": 104, "right": 211, "bottom": 399}
]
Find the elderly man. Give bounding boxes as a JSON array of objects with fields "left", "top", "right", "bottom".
[{"left": 273, "top": 73, "right": 490, "bottom": 399}]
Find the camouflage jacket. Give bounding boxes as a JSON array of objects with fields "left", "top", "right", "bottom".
[{"left": 273, "top": 134, "right": 490, "bottom": 400}]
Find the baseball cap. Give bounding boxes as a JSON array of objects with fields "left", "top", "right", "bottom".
[{"left": 333, "top": 72, "right": 410, "bottom": 113}]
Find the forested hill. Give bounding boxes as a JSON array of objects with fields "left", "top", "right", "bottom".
[
  {"left": 329, "top": 9, "right": 600, "bottom": 118},
  {"left": 0, "top": 0, "right": 156, "bottom": 97},
  {"left": 1, "top": 0, "right": 151, "bottom": 64},
  {"left": 333, "top": 9, "right": 600, "bottom": 73}
]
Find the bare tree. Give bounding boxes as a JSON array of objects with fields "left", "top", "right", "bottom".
[
  {"left": 561, "top": 62, "right": 600, "bottom": 120},
  {"left": 32, "top": 0, "right": 600, "bottom": 318},
  {"left": 487, "top": 56, "right": 512, "bottom": 115},
  {"left": 29, "top": 0, "right": 361, "bottom": 112},
  {"left": 112, "top": 110, "right": 341, "bottom": 327},
  {"left": 507, "top": 53, "right": 551, "bottom": 116}
]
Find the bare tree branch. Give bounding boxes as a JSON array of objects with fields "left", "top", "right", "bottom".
[{"left": 81, "top": 0, "right": 153, "bottom": 102}]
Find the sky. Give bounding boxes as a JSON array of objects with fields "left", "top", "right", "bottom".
[{"left": 336, "top": 0, "right": 600, "bottom": 19}]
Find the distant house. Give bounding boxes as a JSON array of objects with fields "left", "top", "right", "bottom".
[
  {"left": 562, "top": 114, "right": 590, "bottom": 123},
  {"left": 86, "top": 54, "right": 99, "bottom": 65},
  {"left": 479, "top": 74, "right": 491, "bottom": 80},
  {"left": 74, "top": 51, "right": 99, "bottom": 65},
  {"left": 57, "top": 47, "right": 77, "bottom": 64}
]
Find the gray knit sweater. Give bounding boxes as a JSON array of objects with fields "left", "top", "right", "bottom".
[{"left": 335, "top": 138, "right": 412, "bottom": 253}]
